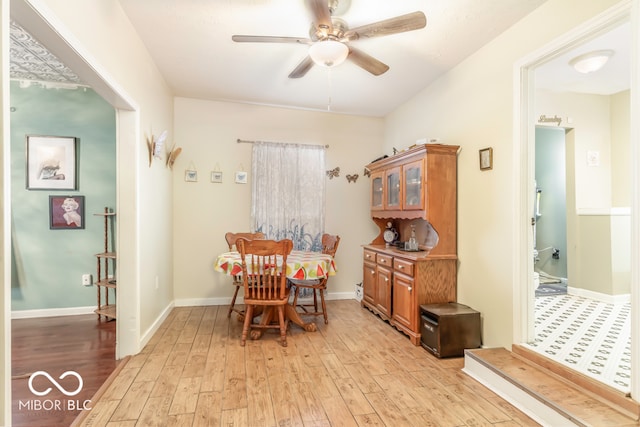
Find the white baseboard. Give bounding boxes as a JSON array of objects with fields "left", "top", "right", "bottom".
[
  {"left": 12, "top": 292, "right": 358, "bottom": 321},
  {"left": 174, "top": 297, "right": 230, "bottom": 307},
  {"left": 325, "top": 292, "right": 356, "bottom": 301},
  {"left": 568, "top": 287, "right": 630, "bottom": 304},
  {"left": 11, "top": 306, "right": 96, "bottom": 319},
  {"left": 140, "top": 301, "right": 174, "bottom": 349},
  {"left": 174, "top": 291, "right": 357, "bottom": 308}
]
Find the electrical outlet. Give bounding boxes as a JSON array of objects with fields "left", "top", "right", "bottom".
[{"left": 82, "top": 274, "right": 92, "bottom": 286}]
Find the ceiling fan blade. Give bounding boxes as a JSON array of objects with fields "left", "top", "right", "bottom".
[
  {"left": 343, "top": 11, "right": 426, "bottom": 41},
  {"left": 288, "top": 56, "right": 315, "bottom": 78},
  {"left": 348, "top": 47, "right": 389, "bottom": 76},
  {"left": 306, "top": 0, "right": 333, "bottom": 37},
  {"left": 232, "top": 35, "right": 311, "bottom": 44}
]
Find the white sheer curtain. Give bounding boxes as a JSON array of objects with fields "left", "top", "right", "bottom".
[{"left": 251, "top": 141, "right": 325, "bottom": 251}]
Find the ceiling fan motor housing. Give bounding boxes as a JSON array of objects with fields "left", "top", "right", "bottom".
[{"left": 310, "top": 17, "right": 347, "bottom": 41}]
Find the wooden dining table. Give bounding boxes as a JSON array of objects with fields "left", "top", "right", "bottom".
[{"left": 214, "top": 249, "right": 337, "bottom": 336}]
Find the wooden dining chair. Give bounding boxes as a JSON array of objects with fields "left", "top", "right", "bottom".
[
  {"left": 291, "top": 233, "right": 340, "bottom": 324},
  {"left": 236, "top": 238, "right": 293, "bottom": 347},
  {"left": 224, "top": 231, "right": 265, "bottom": 318}
]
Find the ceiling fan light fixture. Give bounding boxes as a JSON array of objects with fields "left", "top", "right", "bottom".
[
  {"left": 309, "top": 40, "right": 349, "bottom": 67},
  {"left": 569, "top": 49, "right": 614, "bottom": 74}
]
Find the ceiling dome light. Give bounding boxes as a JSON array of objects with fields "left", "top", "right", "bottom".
[
  {"left": 569, "top": 49, "right": 615, "bottom": 74},
  {"left": 309, "top": 40, "right": 349, "bottom": 67}
]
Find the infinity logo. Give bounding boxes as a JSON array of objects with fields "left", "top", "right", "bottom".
[{"left": 28, "top": 371, "right": 83, "bottom": 397}]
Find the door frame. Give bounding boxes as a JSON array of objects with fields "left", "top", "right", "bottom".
[
  {"left": 512, "top": 0, "right": 639, "bottom": 399},
  {"left": 7, "top": 0, "right": 142, "bottom": 359}
]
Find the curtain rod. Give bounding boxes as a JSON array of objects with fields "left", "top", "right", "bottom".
[{"left": 236, "top": 138, "right": 328, "bottom": 149}]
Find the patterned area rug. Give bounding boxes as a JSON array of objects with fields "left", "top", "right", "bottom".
[{"left": 523, "top": 294, "right": 631, "bottom": 392}]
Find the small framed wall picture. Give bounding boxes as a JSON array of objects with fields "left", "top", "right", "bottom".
[
  {"left": 185, "top": 169, "right": 198, "bottom": 182},
  {"left": 235, "top": 171, "right": 247, "bottom": 184},
  {"left": 49, "top": 195, "right": 85, "bottom": 229},
  {"left": 26, "top": 135, "right": 78, "bottom": 190},
  {"left": 479, "top": 147, "right": 493, "bottom": 171},
  {"left": 211, "top": 171, "right": 223, "bottom": 183}
]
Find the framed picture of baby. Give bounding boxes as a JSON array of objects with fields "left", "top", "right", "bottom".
[
  {"left": 49, "top": 195, "right": 85, "bottom": 229},
  {"left": 26, "top": 135, "right": 78, "bottom": 190}
]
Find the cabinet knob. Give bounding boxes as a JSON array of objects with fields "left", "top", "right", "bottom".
[
  {"left": 371, "top": 270, "right": 375, "bottom": 275},
  {"left": 380, "top": 259, "right": 385, "bottom": 263},
  {"left": 408, "top": 286, "right": 412, "bottom": 292},
  {"left": 385, "top": 277, "right": 389, "bottom": 282},
  {"left": 398, "top": 265, "right": 404, "bottom": 269}
]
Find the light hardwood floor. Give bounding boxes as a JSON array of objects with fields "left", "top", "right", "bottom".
[{"left": 75, "top": 300, "right": 539, "bottom": 426}]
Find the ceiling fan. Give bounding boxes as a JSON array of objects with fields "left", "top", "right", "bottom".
[{"left": 231, "top": 0, "right": 427, "bottom": 78}]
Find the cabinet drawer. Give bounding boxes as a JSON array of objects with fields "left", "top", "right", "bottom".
[
  {"left": 394, "top": 258, "right": 414, "bottom": 277},
  {"left": 377, "top": 253, "right": 393, "bottom": 267},
  {"left": 363, "top": 249, "right": 377, "bottom": 263}
]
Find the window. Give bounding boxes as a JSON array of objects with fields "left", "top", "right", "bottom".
[{"left": 251, "top": 142, "right": 325, "bottom": 251}]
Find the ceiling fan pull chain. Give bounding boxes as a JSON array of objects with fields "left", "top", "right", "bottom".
[{"left": 327, "top": 68, "right": 332, "bottom": 112}]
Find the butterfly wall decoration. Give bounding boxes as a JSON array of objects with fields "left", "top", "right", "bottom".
[
  {"left": 146, "top": 130, "right": 167, "bottom": 166},
  {"left": 146, "top": 130, "right": 182, "bottom": 170},
  {"left": 346, "top": 174, "right": 359, "bottom": 183},
  {"left": 166, "top": 143, "right": 182, "bottom": 170},
  {"left": 326, "top": 167, "right": 340, "bottom": 179}
]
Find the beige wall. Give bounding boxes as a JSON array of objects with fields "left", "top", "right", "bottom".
[
  {"left": 577, "top": 212, "right": 631, "bottom": 295},
  {"left": 172, "top": 98, "right": 383, "bottom": 304},
  {"left": 536, "top": 90, "right": 613, "bottom": 209},
  {"left": 383, "top": 0, "right": 623, "bottom": 348},
  {"left": 612, "top": 90, "right": 631, "bottom": 206}
]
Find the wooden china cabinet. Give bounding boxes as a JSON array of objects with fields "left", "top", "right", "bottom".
[{"left": 362, "top": 144, "right": 459, "bottom": 345}]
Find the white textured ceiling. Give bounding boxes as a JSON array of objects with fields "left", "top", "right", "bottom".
[
  {"left": 117, "top": 0, "right": 547, "bottom": 117},
  {"left": 11, "top": 1, "right": 629, "bottom": 116}
]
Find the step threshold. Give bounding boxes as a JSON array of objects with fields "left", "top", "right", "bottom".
[{"left": 463, "top": 348, "right": 638, "bottom": 427}]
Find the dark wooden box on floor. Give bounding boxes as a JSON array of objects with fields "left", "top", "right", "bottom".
[{"left": 420, "top": 302, "right": 481, "bottom": 358}]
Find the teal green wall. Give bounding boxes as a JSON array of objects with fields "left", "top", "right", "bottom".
[{"left": 10, "top": 81, "right": 116, "bottom": 311}]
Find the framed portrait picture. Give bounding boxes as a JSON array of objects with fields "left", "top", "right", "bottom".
[
  {"left": 211, "top": 171, "right": 223, "bottom": 183},
  {"left": 49, "top": 195, "right": 85, "bottom": 229},
  {"left": 235, "top": 171, "right": 247, "bottom": 184},
  {"left": 185, "top": 170, "right": 198, "bottom": 182},
  {"left": 26, "top": 135, "right": 78, "bottom": 190},
  {"left": 479, "top": 147, "right": 493, "bottom": 171}
]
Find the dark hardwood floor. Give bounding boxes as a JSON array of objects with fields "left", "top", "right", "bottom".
[{"left": 11, "top": 314, "right": 119, "bottom": 427}]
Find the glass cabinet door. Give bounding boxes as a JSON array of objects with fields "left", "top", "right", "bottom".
[
  {"left": 403, "top": 159, "right": 424, "bottom": 210},
  {"left": 371, "top": 171, "right": 384, "bottom": 210},
  {"left": 386, "top": 167, "right": 401, "bottom": 209}
]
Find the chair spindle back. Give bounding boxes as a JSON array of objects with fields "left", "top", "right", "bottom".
[{"left": 236, "top": 238, "right": 293, "bottom": 301}]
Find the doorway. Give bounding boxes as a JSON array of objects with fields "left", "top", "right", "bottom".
[
  {"left": 7, "top": 0, "right": 141, "bottom": 358},
  {"left": 534, "top": 126, "right": 568, "bottom": 292},
  {"left": 514, "top": 2, "right": 638, "bottom": 400},
  {"left": 530, "top": 120, "right": 632, "bottom": 392}
]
